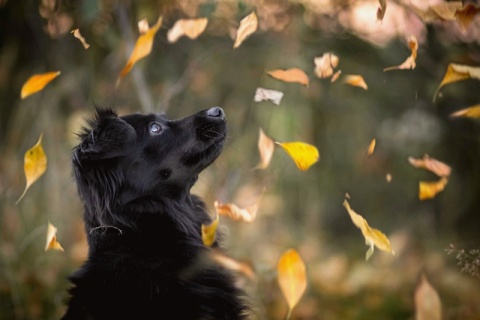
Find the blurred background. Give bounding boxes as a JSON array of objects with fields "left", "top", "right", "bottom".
[{"left": 1, "top": 0, "right": 480, "bottom": 319}]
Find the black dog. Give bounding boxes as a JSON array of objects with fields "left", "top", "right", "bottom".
[{"left": 62, "top": 107, "right": 249, "bottom": 319}]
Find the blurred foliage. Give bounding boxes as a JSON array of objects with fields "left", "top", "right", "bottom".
[{"left": 1, "top": 0, "right": 480, "bottom": 319}]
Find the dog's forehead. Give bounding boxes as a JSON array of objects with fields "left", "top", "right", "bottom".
[{"left": 120, "top": 113, "right": 169, "bottom": 126}]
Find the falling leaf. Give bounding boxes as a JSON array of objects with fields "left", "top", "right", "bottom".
[
  {"left": 344, "top": 74, "right": 368, "bottom": 90},
  {"left": 167, "top": 18, "right": 208, "bottom": 43},
  {"left": 411, "top": 2, "right": 463, "bottom": 23},
  {"left": 450, "top": 105, "right": 480, "bottom": 118},
  {"left": 386, "top": 173, "right": 392, "bottom": 183},
  {"left": 314, "top": 52, "right": 339, "bottom": 79},
  {"left": 71, "top": 29, "right": 90, "bottom": 49},
  {"left": 233, "top": 12, "right": 258, "bottom": 49},
  {"left": 138, "top": 18, "right": 149, "bottom": 34},
  {"left": 45, "top": 221, "right": 64, "bottom": 252},
  {"left": 367, "top": 138, "right": 376, "bottom": 157},
  {"left": 415, "top": 274, "right": 442, "bottom": 320},
  {"left": 377, "top": 0, "right": 387, "bottom": 21},
  {"left": 20, "top": 71, "right": 60, "bottom": 99},
  {"left": 254, "top": 87, "right": 284, "bottom": 105},
  {"left": 343, "top": 199, "right": 394, "bottom": 260},
  {"left": 255, "top": 128, "right": 275, "bottom": 170},
  {"left": 211, "top": 250, "right": 256, "bottom": 280},
  {"left": 214, "top": 200, "right": 258, "bottom": 223},
  {"left": 16, "top": 134, "right": 47, "bottom": 204},
  {"left": 455, "top": 4, "right": 480, "bottom": 31},
  {"left": 408, "top": 155, "right": 451, "bottom": 177},
  {"left": 331, "top": 70, "right": 342, "bottom": 83},
  {"left": 419, "top": 177, "right": 448, "bottom": 200},
  {"left": 266, "top": 68, "right": 309, "bottom": 86},
  {"left": 118, "top": 16, "right": 162, "bottom": 83},
  {"left": 277, "top": 249, "right": 307, "bottom": 320},
  {"left": 276, "top": 141, "right": 319, "bottom": 171},
  {"left": 384, "top": 35, "right": 418, "bottom": 71},
  {"left": 201, "top": 211, "right": 219, "bottom": 247},
  {"left": 434, "top": 64, "right": 480, "bottom": 101}
]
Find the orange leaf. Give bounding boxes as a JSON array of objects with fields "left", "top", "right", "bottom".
[
  {"left": 434, "top": 63, "right": 480, "bottom": 101},
  {"left": 214, "top": 200, "right": 258, "bottom": 223},
  {"left": 377, "top": 0, "right": 387, "bottom": 21},
  {"left": 455, "top": 4, "right": 480, "bottom": 31},
  {"left": 276, "top": 141, "right": 319, "bottom": 171},
  {"left": 16, "top": 134, "right": 47, "bottom": 204},
  {"left": 344, "top": 74, "right": 368, "bottom": 90},
  {"left": 201, "top": 211, "right": 219, "bottom": 247},
  {"left": 71, "top": 29, "right": 90, "bottom": 49},
  {"left": 167, "top": 18, "right": 208, "bottom": 43},
  {"left": 233, "top": 12, "right": 258, "bottom": 49},
  {"left": 367, "top": 138, "right": 376, "bottom": 157},
  {"left": 118, "top": 16, "right": 162, "bottom": 83},
  {"left": 408, "top": 154, "right": 451, "bottom": 177},
  {"left": 254, "top": 87, "right": 284, "bottom": 105},
  {"left": 314, "top": 52, "right": 339, "bottom": 79},
  {"left": 255, "top": 128, "right": 275, "bottom": 170},
  {"left": 45, "top": 221, "right": 64, "bottom": 252},
  {"left": 277, "top": 249, "right": 307, "bottom": 319},
  {"left": 450, "top": 104, "right": 480, "bottom": 118},
  {"left": 20, "top": 71, "right": 60, "bottom": 99},
  {"left": 384, "top": 35, "right": 418, "bottom": 71},
  {"left": 331, "top": 70, "right": 342, "bottom": 83},
  {"left": 415, "top": 274, "right": 442, "bottom": 320},
  {"left": 419, "top": 177, "right": 448, "bottom": 200},
  {"left": 266, "top": 68, "right": 309, "bottom": 86}
]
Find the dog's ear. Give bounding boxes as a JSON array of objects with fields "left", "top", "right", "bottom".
[{"left": 75, "top": 108, "right": 136, "bottom": 161}]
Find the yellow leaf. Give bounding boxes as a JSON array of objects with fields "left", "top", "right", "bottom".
[
  {"left": 254, "top": 87, "right": 284, "bottom": 105},
  {"left": 419, "top": 177, "right": 448, "bottom": 200},
  {"left": 314, "top": 52, "right": 339, "bottom": 79},
  {"left": 233, "top": 12, "right": 258, "bottom": 49},
  {"left": 276, "top": 141, "right": 319, "bottom": 171},
  {"left": 408, "top": 154, "right": 451, "bottom": 177},
  {"left": 384, "top": 35, "right": 418, "bottom": 71},
  {"left": 434, "top": 63, "right": 480, "bottom": 101},
  {"left": 450, "top": 104, "right": 480, "bottom": 118},
  {"left": 45, "top": 221, "right": 64, "bottom": 252},
  {"left": 201, "top": 211, "right": 219, "bottom": 247},
  {"left": 344, "top": 74, "right": 368, "bottom": 90},
  {"left": 214, "top": 200, "right": 258, "bottom": 223},
  {"left": 455, "top": 4, "right": 480, "bottom": 31},
  {"left": 415, "top": 274, "right": 442, "bottom": 320},
  {"left": 20, "top": 71, "right": 60, "bottom": 99},
  {"left": 377, "top": 0, "right": 387, "bottom": 21},
  {"left": 277, "top": 249, "right": 307, "bottom": 319},
  {"left": 71, "top": 29, "right": 90, "bottom": 49},
  {"left": 367, "top": 138, "right": 376, "bottom": 157},
  {"left": 211, "top": 250, "right": 256, "bottom": 280},
  {"left": 343, "top": 199, "right": 394, "bottom": 260},
  {"left": 167, "top": 18, "right": 208, "bottom": 43},
  {"left": 255, "top": 128, "right": 275, "bottom": 170},
  {"left": 118, "top": 16, "right": 162, "bottom": 83},
  {"left": 16, "top": 134, "right": 47, "bottom": 204},
  {"left": 266, "top": 68, "right": 310, "bottom": 86}
]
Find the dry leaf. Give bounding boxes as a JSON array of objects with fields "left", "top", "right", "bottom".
[
  {"left": 276, "top": 141, "right": 319, "bottom": 171},
  {"left": 211, "top": 250, "right": 255, "bottom": 280},
  {"left": 384, "top": 35, "right": 418, "bottom": 71},
  {"left": 201, "top": 211, "right": 219, "bottom": 247},
  {"left": 331, "top": 70, "right": 342, "bottom": 83},
  {"left": 45, "top": 221, "right": 64, "bottom": 252},
  {"left": 415, "top": 274, "right": 442, "bottom": 320},
  {"left": 344, "top": 74, "right": 368, "bottom": 90},
  {"left": 214, "top": 200, "right": 258, "bottom": 223},
  {"left": 408, "top": 155, "right": 451, "bottom": 177},
  {"left": 118, "top": 16, "right": 162, "bottom": 83},
  {"left": 377, "top": 0, "right": 387, "bottom": 21},
  {"left": 434, "top": 64, "right": 480, "bottom": 101},
  {"left": 455, "top": 4, "right": 480, "bottom": 31},
  {"left": 138, "top": 18, "right": 149, "bottom": 34},
  {"left": 233, "top": 12, "right": 258, "bottom": 49},
  {"left": 419, "top": 177, "right": 448, "bottom": 200},
  {"left": 255, "top": 128, "right": 275, "bottom": 170},
  {"left": 167, "top": 18, "right": 208, "bottom": 43},
  {"left": 71, "top": 29, "right": 90, "bottom": 49},
  {"left": 343, "top": 199, "right": 394, "bottom": 260},
  {"left": 367, "top": 138, "right": 376, "bottom": 157},
  {"left": 314, "top": 52, "right": 339, "bottom": 79},
  {"left": 20, "top": 71, "right": 60, "bottom": 99},
  {"left": 254, "top": 87, "right": 284, "bottom": 105},
  {"left": 450, "top": 105, "right": 480, "bottom": 118},
  {"left": 411, "top": 2, "right": 463, "bottom": 23},
  {"left": 277, "top": 249, "right": 307, "bottom": 319},
  {"left": 386, "top": 173, "right": 392, "bottom": 183},
  {"left": 16, "top": 134, "right": 47, "bottom": 204},
  {"left": 267, "top": 68, "right": 309, "bottom": 86}
]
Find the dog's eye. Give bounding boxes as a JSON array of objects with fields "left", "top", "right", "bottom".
[{"left": 149, "top": 122, "right": 162, "bottom": 135}]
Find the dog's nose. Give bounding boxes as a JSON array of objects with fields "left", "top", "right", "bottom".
[{"left": 207, "top": 107, "right": 225, "bottom": 119}]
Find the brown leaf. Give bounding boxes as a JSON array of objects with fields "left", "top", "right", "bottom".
[
  {"left": 21, "top": 71, "right": 61, "bottom": 99},
  {"left": 254, "top": 87, "right": 284, "bottom": 105},
  {"left": 266, "top": 68, "right": 309, "bottom": 86},
  {"left": 384, "top": 35, "right": 418, "bottom": 71},
  {"left": 45, "top": 221, "right": 64, "bottom": 252},
  {"left": 277, "top": 249, "right": 307, "bottom": 319},
  {"left": 450, "top": 105, "right": 480, "bottom": 118},
  {"left": 455, "top": 4, "right": 480, "bottom": 31},
  {"left": 415, "top": 274, "right": 442, "bottom": 320},
  {"left": 367, "top": 138, "right": 376, "bottom": 157},
  {"left": 408, "top": 154, "right": 451, "bottom": 177},
  {"left": 255, "top": 128, "right": 275, "bottom": 170},
  {"left": 419, "top": 177, "right": 448, "bottom": 200},
  {"left": 344, "top": 74, "right": 368, "bottom": 90},
  {"left": 314, "top": 52, "right": 339, "bottom": 79},
  {"left": 377, "top": 0, "right": 387, "bottom": 21},
  {"left": 167, "top": 18, "right": 208, "bottom": 43},
  {"left": 71, "top": 29, "right": 90, "bottom": 49},
  {"left": 214, "top": 200, "right": 258, "bottom": 223},
  {"left": 434, "top": 63, "right": 480, "bottom": 101},
  {"left": 233, "top": 12, "right": 258, "bottom": 49}
]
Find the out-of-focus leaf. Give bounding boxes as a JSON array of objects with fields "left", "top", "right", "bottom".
[
  {"left": 276, "top": 141, "right": 319, "bottom": 171},
  {"left": 386, "top": 173, "right": 392, "bottom": 183},
  {"left": 255, "top": 128, "right": 275, "bottom": 170},
  {"left": 411, "top": 2, "right": 463, "bottom": 22},
  {"left": 16, "top": 134, "right": 47, "bottom": 204},
  {"left": 455, "top": 4, "right": 480, "bottom": 31},
  {"left": 450, "top": 105, "right": 480, "bottom": 118},
  {"left": 167, "top": 18, "right": 208, "bottom": 43},
  {"left": 45, "top": 221, "right": 64, "bottom": 252},
  {"left": 277, "top": 248, "right": 307, "bottom": 320},
  {"left": 71, "top": 29, "right": 90, "bottom": 49},
  {"left": 415, "top": 274, "right": 442, "bottom": 320},
  {"left": 137, "top": 18, "right": 149, "bottom": 34},
  {"left": 214, "top": 200, "right": 258, "bottom": 223},
  {"left": 408, "top": 154, "right": 451, "bottom": 177},
  {"left": 118, "top": 16, "right": 162, "bottom": 83},
  {"left": 384, "top": 35, "right": 418, "bottom": 71},
  {"left": 377, "top": 0, "right": 387, "bottom": 21},
  {"left": 434, "top": 63, "right": 480, "bottom": 101},
  {"left": 419, "top": 177, "right": 448, "bottom": 200},
  {"left": 266, "top": 68, "right": 309, "bottom": 86},
  {"left": 20, "top": 71, "right": 60, "bottom": 99},
  {"left": 331, "top": 70, "right": 342, "bottom": 83},
  {"left": 211, "top": 250, "right": 256, "bottom": 280},
  {"left": 344, "top": 74, "right": 368, "bottom": 90},
  {"left": 254, "top": 87, "right": 284, "bottom": 105},
  {"left": 201, "top": 211, "right": 219, "bottom": 247},
  {"left": 367, "top": 138, "right": 376, "bottom": 157},
  {"left": 343, "top": 199, "right": 395, "bottom": 260},
  {"left": 233, "top": 12, "right": 258, "bottom": 49},
  {"left": 314, "top": 52, "right": 339, "bottom": 79}
]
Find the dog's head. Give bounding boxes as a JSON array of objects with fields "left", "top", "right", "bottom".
[{"left": 73, "top": 107, "right": 227, "bottom": 227}]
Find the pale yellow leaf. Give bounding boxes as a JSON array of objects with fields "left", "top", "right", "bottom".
[
  {"left": 277, "top": 249, "right": 307, "bottom": 319},
  {"left": 408, "top": 154, "right": 451, "bottom": 177},
  {"left": 167, "top": 18, "right": 208, "bottom": 43},
  {"left": 415, "top": 274, "right": 442, "bottom": 320},
  {"left": 233, "top": 12, "right": 258, "bottom": 49},
  {"left": 214, "top": 200, "right": 258, "bottom": 223},
  {"left": 266, "top": 68, "right": 309, "bottom": 86},
  {"left": 45, "top": 221, "right": 64, "bottom": 252},
  {"left": 450, "top": 105, "right": 480, "bottom": 118},
  {"left": 331, "top": 70, "right": 342, "bottom": 83},
  {"left": 276, "top": 141, "right": 319, "bottom": 171},
  {"left": 419, "top": 177, "right": 448, "bottom": 200},
  {"left": 384, "top": 35, "right": 418, "bottom": 71},
  {"left": 367, "top": 138, "right": 376, "bottom": 157},
  {"left": 21, "top": 71, "right": 61, "bottom": 99},
  {"left": 344, "top": 74, "right": 368, "bottom": 90},
  {"left": 71, "top": 29, "right": 90, "bottom": 49},
  {"left": 255, "top": 128, "right": 275, "bottom": 170},
  {"left": 201, "top": 211, "right": 219, "bottom": 247},
  {"left": 254, "top": 87, "right": 284, "bottom": 105},
  {"left": 386, "top": 173, "right": 392, "bottom": 183},
  {"left": 314, "top": 52, "right": 339, "bottom": 79},
  {"left": 411, "top": 2, "right": 463, "bottom": 22},
  {"left": 434, "top": 63, "right": 480, "bottom": 101},
  {"left": 138, "top": 18, "right": 149, "bottom": 34}
]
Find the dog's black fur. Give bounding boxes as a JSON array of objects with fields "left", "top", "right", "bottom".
[{"left": 62, "top": 107, "right": 248, "bottom": 319}]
